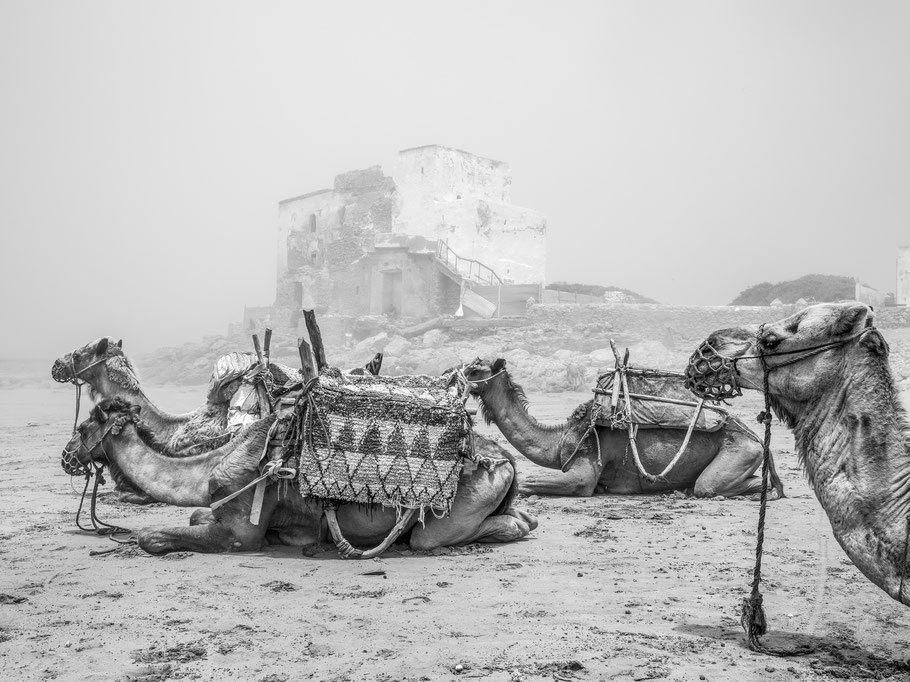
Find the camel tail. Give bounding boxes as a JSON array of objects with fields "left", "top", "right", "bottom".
[
  {"left": 766, "top": 448, "right": 786, "bottom": 499},
  {"left": 491, "top": 448, "right": 519, "bottom": 517},
  {"left": 727, "top": 414, "right": 786, "bottom": 499}
]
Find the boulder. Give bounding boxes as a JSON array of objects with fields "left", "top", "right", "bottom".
[
  {"left": 353, "top": 332, "right": 389, "bottom": 356},
  {"left": 422, "top": 329, "right": 447, "bottom": 348},
  {"left": 588, "top": 348, "right": 616, "bottom": 366},
  {"left": 383, "top": 335, "right": 410, "bottom": 358}
]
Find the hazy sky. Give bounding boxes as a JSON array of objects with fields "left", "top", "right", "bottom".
[{"left": 2, "top": 1, "right": 909, "bottom": 358}]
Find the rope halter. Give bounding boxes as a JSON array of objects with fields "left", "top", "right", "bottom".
[
  {"left": 60, "top": 405, "right": 139, "bottom": 477},
  {"left": 685, "top": 323, "right": 881, "bottom": 402}
]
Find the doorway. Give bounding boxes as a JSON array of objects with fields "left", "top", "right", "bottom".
[{"left": 381, "top": 270, "right": 403, "bottom": 317}]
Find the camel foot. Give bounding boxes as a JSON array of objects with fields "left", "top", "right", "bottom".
[
  {"left": 472, "top": 514, "right": 534, "bottom": 544},
  {"left": 746, "top": 487, "right": 783, "bottom": 502},
  {"left": 138, "top": 521, "right": 260, "bottom": 555},
  {"left": 504, "top": 506, "right": 539, "bottom": 532}
]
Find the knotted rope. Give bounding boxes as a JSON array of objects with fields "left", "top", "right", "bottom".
[{"left": 741, "top": 353, "right": 775, "bottom": 653}]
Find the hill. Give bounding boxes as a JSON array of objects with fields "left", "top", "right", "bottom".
[
  {"left": 546, "top": 282, "right": 658, "bottom": 304},
  {"left": 729, "top": 274, "right": 855, "bottom": 306}
]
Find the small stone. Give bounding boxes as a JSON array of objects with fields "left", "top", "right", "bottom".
[
  {"left": 624, "top": 609, "right": 631, "bottom": 614},
  {"left": 577, "top": 572, "right": 583, "bottom": 577},
  {"left": 699, "top": 676, "right": 706, "bottom": 681},
  {"left": 454, "top": 664, "right": 464, "bottom": 673}
]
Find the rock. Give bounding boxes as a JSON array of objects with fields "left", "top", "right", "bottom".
[
  {"left": 383, "top": 335, "right": 410, "bottom": 357},
  {"left": 422, "top": 329, "right": 447, "bottom": 348},
  {"left": 588, "top": 348, "right": 616, "bottom": 365},
  {"left": 353, "top": 332, "right": 389, "bottom": 356}
]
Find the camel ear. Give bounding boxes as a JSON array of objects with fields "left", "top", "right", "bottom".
[
  {"left": 129, "top": 404, "right": 141, "bottom": 419},
  {"left": 116, "top": 339, "right": 123, "bottom": 349},
  {"left": 97, "top": 337, "right": 109, "bottom": 356},
  {"left": 832, "top": 305, "right": 868, "bottom": 337},
  {"left": 492, "top": 358, "right": 506, "bottom": 373}
]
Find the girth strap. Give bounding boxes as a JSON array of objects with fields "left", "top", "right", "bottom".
[{"left": 323, "top": 507, "right": 419, "bottom": 559}]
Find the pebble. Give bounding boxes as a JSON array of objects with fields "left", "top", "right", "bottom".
[{"left": 454, "top": 664, "right": 463, "bottom": 673}]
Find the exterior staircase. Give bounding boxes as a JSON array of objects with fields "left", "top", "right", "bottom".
[{"left": 434, "top": 239, "right": 502, "bottom": 286}]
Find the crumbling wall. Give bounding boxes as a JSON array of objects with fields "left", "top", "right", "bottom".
[{"left": 393, "top": 146, "right": 546, "bottom": 284}]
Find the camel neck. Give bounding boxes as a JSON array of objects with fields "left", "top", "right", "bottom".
[
  {"left": 95, "top": 374, "right": 192, "bottom": 439},
  {"left": 106, "top": 426, "right": 222, "bottom": 506},
  {"left": 477, "top": 376, "right": 568, "bottom": 468},
  {"left": 791, "top": 345, "right": 910, "bottom": 604}
]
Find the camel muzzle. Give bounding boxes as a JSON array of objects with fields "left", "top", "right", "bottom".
[
  {"left": 51, "top": 356, "right": 74, "bottom": 383},
  {"left": 61, "top": 443, "right": 89, "bottom": 477},
  {"left": 684, "top": 340, "right": 743, "bottom": 401}
]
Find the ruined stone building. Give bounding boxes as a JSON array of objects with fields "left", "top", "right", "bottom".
[{"left": 270, "top": 146, "right": 546, "bottom": 327}]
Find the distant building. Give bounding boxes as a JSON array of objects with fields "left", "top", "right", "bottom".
[
  {"left": 898, "top": 246, "right": 910, "bottom": 305},
  {"left": 854, "top": 279, "right": 887, "bottom": 308},
  {"left": 272, "top": 146, "right": 547, "bottom": 325}
]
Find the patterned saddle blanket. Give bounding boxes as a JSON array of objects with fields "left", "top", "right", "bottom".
[{"left": 289, "top": 368, "right": 472, "bottom": 514}]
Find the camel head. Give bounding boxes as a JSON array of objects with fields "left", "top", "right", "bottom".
[
  {"left": 686, "top": 302, "right": 885, "bottom": 414},
  {"left": 61, "top": 398, "right": 141, "bottom": 475},
  {"left": 461, "top": 357, "right": 508, "bottom": 397},
  {"left": 51, "top": 337, "right": 135, "bottom": 394}
]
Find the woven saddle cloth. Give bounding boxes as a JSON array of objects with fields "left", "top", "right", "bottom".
[
  {"left": 294, "top": 368, "right": 472, "bottom": 513},
  {"left": 594, "top": 368, "right": 727, "bottom": 432}
]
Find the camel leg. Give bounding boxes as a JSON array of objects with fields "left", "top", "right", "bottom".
[
  {"left": 411, "top": 461, "right": 535, "bottom": 549},
  {"left": 692, "top": 429, "right": 783, "bottom": 499},
  {"left": 517, "top": 441, "right": 605, "bottom": 497},
  {"left": 139, "top": 487, "right": 277, "bottom": 554},
  {"left": 107, "top": 465, "right": 158, "bottom": 505}
]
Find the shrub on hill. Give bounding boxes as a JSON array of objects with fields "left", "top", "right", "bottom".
[
  {"left": 546, "top": 282, "right": 658, "bottom": 304},
  {"left": 730, "top": 274, "right": 855, "bottom": 306}
]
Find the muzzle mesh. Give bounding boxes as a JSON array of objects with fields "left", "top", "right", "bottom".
[
  {"left": 684, "top": 342, "right": 742, "bottom": 401},
  {"left": 61, "top": 443, "right": 89, "bottom": 477}
]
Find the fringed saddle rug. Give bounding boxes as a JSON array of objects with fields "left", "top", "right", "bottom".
[{"left": 292, "top": 368, "right": 472, "bottom": 515}]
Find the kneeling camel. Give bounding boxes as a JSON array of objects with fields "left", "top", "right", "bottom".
[
  {"left": 63, "top": 399, "right": 538, "bottom": 555},
  {"left": 462, "top": 358, "right": 784, "bottom": 499}
]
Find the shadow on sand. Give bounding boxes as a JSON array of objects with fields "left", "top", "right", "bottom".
[{"left": 677, "top": 622, "right": 910, "bottom": 679}]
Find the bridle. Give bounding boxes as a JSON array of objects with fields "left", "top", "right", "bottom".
[
  {"left": 456, "top": 358, "right": 506, "bottom": 394},
  {"left": 54, "top": 352, "right": 111, "bottom": 433},
  {"left": 685, "top": 323, "right": 881, "bottom": 402},
  {"left": 62, "top": 410, "right": 134, "bottom": 543}
]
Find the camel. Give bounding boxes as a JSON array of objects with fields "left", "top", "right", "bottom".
[
  {"left": 686, "top": 301, "right": 910, "bottom": 606},
  {"left": 53, "top": 336, "right": 515, "bottom": 504},
  {"left": 63, "top": 398, "right": 538, "bottom": 554},
  {"left": 461, "top": 357, "right": 784, "bottom": 499}
]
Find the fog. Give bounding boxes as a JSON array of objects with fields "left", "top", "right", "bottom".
[{"left": 2, "top": 1, "right": 909, "bottom": 359}]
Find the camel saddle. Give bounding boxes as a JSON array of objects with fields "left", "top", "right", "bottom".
[
  {"left": 286, "top": 368, "right": 473, "bottom": 515},
  {"left": 593, "top": 367, "right": 727, "bottom": 432}
]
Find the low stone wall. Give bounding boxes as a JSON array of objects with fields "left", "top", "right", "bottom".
[
  {"left": 877, "top": 306, "right": 910, "bottom": 328},
  {"left": 528, "top": 302, "right": 910, "bottom": 349}
]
